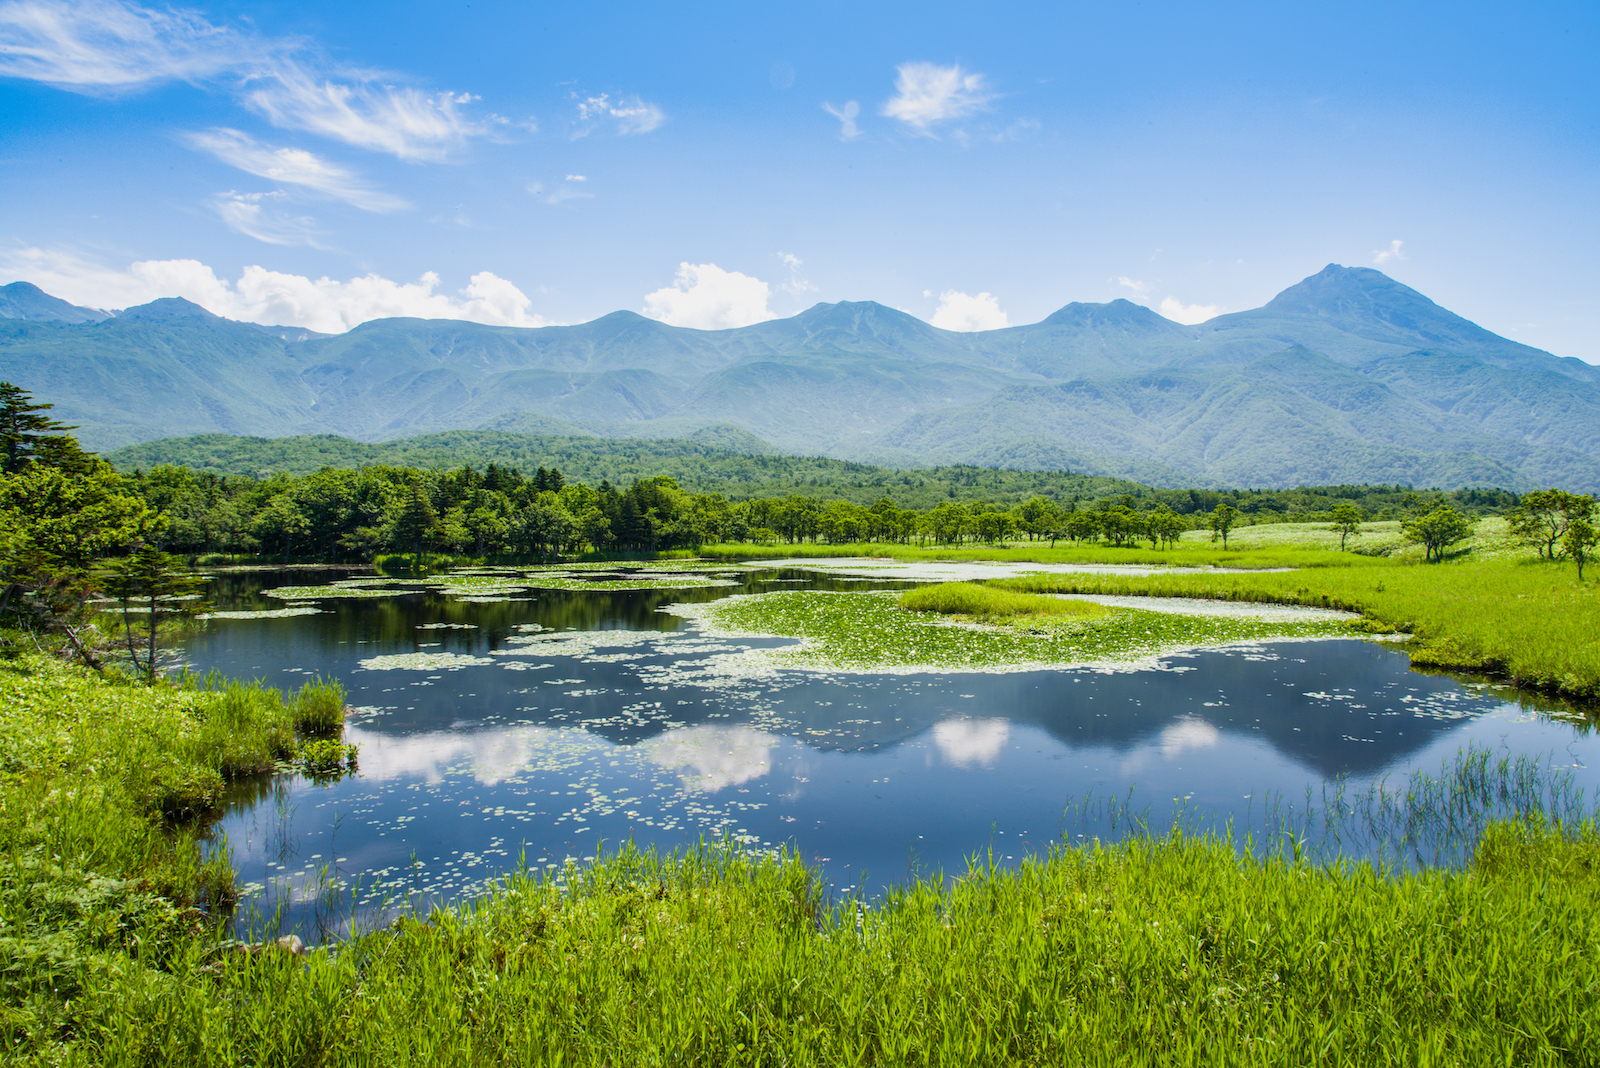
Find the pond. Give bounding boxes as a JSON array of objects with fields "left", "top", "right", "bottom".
[{"left": 188, "top": 563, "right": 1600, "bottom": 941}]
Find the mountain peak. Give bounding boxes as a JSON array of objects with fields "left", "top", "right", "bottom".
[
  {"left": 1039, "top": 298, "right": 1192, "bottom": 335},
  {"left": 1257, "top": 263, "right": 1432, "bottom": 320},
  {"left": 116, "top": 297, "right": 219, "bottom": 322},
  {"left": 0, "top": 281, "right": 112, "bottom": 324}
]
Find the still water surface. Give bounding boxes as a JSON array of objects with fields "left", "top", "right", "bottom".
[{"left": 188, "top": 565, "right": 1599, "bottom": 938}]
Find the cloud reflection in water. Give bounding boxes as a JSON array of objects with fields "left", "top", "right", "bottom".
[
  {"left": 932, "top": 718, "right": 1012, "bottom": 768},
  {"left": 641, "top": 725, "right": 778, "bottom": 792}
]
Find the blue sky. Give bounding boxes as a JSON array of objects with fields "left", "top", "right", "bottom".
[{"left": 1, "top": 0, "right": 1596, "bottom": 359}]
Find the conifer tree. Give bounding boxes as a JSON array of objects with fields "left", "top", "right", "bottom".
[{"left": 0, "top": 381, "right": 77, "bottom": 475}]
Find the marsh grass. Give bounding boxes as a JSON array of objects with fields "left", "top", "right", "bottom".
[
  {"left": 49, "top": 820, "right": 1600, "bottom": 1066},
  {"left": 695, "top": 538, "right": 1365, "bottom": 570},
  {"left": 0, "top": 657, "right": 357, "bottom": 1053},
  {"left": 993, "top": 556, "right": 1600, "bottom": 700},
  {"left": 700, "top": 589, "right": 1354, "bottom": 670},
  {"left": 898, "top": 581, "right": 1108, "bottom": 620},
  {"left": 290, "top": 677, "right": 347, "bottom": 736}
]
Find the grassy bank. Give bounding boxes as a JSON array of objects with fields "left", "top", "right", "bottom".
[
  {"left": 7, "top": 654, "right": 1600, "bottom": 1063},
  {"left": 0, "top": 655, "right": 347, "bottom": 1051},
  {"left": 45, "top": 824, "right": 1600, "bottom": 1066},
  {"left": 694, "top": 538, "right": 1368, "bottom": 570},
  {"left": 995, "top": 556, "right": 1600, "bottom": 700}
]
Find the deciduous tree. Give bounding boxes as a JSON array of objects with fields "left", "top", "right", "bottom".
[
  {"left": 1329, "top": 503, "right": 1364, "bottom": 551},
  {"left": 1402, "top": 505, "right": 1476, "bottom": 563}
]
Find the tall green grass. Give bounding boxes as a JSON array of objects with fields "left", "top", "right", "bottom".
[
  {"left": 0, "top": 656, "right": 352, "bottom": 1051},
  {"left": 47, "top": 824, "right": 1600, "bottom": 1066},
  {"left": 994, "top": 556, "right": 1600, "bottom": 700},
  {"left": 694, "top": 538, "right": 1368, "bottom": 570}
]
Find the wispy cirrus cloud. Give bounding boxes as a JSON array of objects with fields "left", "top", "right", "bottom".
[
  {"left": 210, "top": 191, "right": 326, "bottom": 248},
  {"left": 1373, "top": 239, "right": 1405, "bottom": 264},
  {"left": 0, "top": 0, "right": 485, "bottom": 160},
  {"left": 0, "top": 0, "right": 246, "bottom": 86},
  {"left": 822, "top": 100, "right": 861, "bottom": 140},
  {"left": 574, "top": 92, "right": 665, "bottom": 137},
  {"left": 881, "top": 62, "right": 994, "bottom": 132},
  {"left": 183, "top": 129, "right": 410, "bottom": 212}
]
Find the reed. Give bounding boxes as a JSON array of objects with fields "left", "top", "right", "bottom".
[
  {"left": 52, "top": 823, "right": 1600, "bottom": 1066},
  {"left": 993, "top": 555, "right": 1600, "bottom": 700}
]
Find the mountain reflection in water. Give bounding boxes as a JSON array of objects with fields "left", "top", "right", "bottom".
[{"left": 189, "top": 566, "right": 1599, "bottom": 940}]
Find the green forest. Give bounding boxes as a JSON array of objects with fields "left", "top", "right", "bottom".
[{"left": 109, "top": 430, "right": 1518, "bottom": 561}]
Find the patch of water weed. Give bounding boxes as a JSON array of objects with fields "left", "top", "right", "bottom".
[
  {"left": 203, "top": 605, "right": 325, "bottom": 620},
  {"left": 357, "top": 652, "right": 496, "bottom": 671},
  {"left": 683, "top": 589, "right": 1357, "bottom": 671}
]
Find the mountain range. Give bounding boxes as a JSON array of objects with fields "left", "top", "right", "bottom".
[{"left": 2, "top": 265, "right": 1597, "bottom": 491}]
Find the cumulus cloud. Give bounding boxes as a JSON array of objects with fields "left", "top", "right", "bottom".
[
  {"left": 575, "top": 92, "right": 665, "bottom": 136},
  {"left": 930, "top": 289, "right": 1009, "bottom": 331},
  {"left": 932, "top": 718, "right": 1010, "bottom": 768},
  {"left": 183, "top": 128, "right": 409, "bottom": 212},
  {"left": 1115, "top": 276, "right": 1151, "bottom": 297},
  {"left": 642, "top": 262, "right": 776, "bottom": 330},
  {"left": 0, "top": 0, "right": 485, "bottom": 160},
  {"left": 881, "top": 62, "right": 994, "bottom": 131},
  {"left": 0, "top": 246, "right": 552, "bottom": 332},
  {"left": 822, "top": 99, "right": 860, "bottom": 140},
  {"left": 1373, "top": 239, "right": 1405, "bottom": 265},
  {"left": 1158, "top": 295, "right": 1221, "bottom": 325}
]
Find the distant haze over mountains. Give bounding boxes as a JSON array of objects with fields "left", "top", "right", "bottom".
[{"left": 2, "top": 267, "right": 1597, "bottom": 492}]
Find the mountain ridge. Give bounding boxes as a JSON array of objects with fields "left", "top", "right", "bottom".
[{"left": 3, "top": 265, "right": 1596, "bottom": 492}]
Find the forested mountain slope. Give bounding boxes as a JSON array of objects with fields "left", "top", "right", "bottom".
[{"left": 5, "top": 266, "right": 1597, "bottom": 491}]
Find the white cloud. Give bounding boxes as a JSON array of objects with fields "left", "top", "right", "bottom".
[
  {"left": 776, "top": 251, "right": 815, "bottom": 297},
  {"left": 182, "top": 128, "right": 409, "bottom": 212},
  {"left": 0, "top": 0, "right": 485, "bottom": 160},
  {"left": 0, "top": 0, "right": 245, "bottom": 87},
  {"left": 1158, "top": 296, "right": 1221, "bottom": 324},
  {"left": 244, "top": 74, "right": 481, "bottom": 161},
  {"left": 642, "top": 262, "right": 776, "bottom": 330},
  {"left": 932, "top": 717, "right": 1010, "bottom": 768},
  {"left": 210, "top": 191, "right": 325, "bottom": 247},
  {"left": 1373, "top": 239, "right": 1405, "bottom": 265},
  {"left": 565, "top": 174, "right": 586, "bottom": 182},
  {"left": 1116, "top": 276, "right": 1151, "bottom": 298},
  {"left": 822, "top": 99, "right": 860, "bottom": 140},
  {"left": 881, "top": 62, "right": 994, "bottom": 131},
  {"left": 527, "top": 179, "right": 592, "bottom": 206},
  {"left": 930, "top": 289, "right": 1009, "bottom": 331},
  {"left": 0, "top": 246, "right": 552, "bottom": 332},
  {"left": 575, "top": 92, "right": 665, "bottom": 136}
]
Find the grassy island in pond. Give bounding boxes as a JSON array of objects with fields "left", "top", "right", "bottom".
[{"left": 679, "top": 586, "right": 1358, "bottom": 671}]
